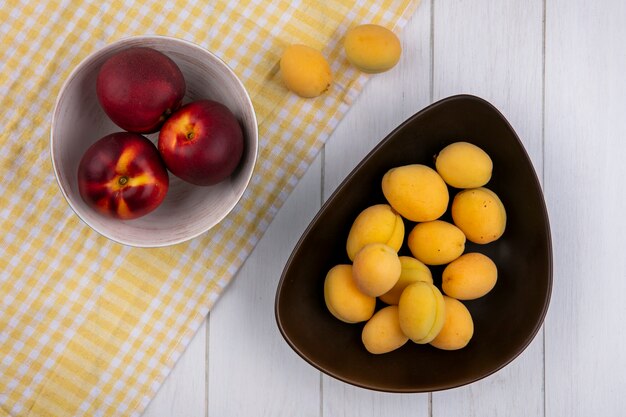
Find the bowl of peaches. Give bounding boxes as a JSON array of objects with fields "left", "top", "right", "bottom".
[
  {"left": 51, "top": 36, "right": 258, "bottom": 247},
  {"left": 275, "top": 95, "right": 552, "bottom": 392}
]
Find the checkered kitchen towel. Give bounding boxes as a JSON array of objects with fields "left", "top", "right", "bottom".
[{"left": 0, "top": 0, "right": 418, "bottom": 415}]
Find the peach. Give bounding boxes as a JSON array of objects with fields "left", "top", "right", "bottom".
[
  {"left": 346, "top": 204, "right": 404, "bottom": 261},
  {"left": 158, "top": 100, "right": 243, "bottom": 186},
  {"left": 361, "top": 306, "right": 408, "bottom": 354},
  {"left": 442, "top": 252, "right": 497, "bottom": 300},
  {"left": 324, "top": 265, "right": 375, "bottom": 323},
  {"left": 407, "top": 220, "right": 466, "bottom": 265},
  {"left": 96, "top": 47, "right": 185, "bottom": 133},
  {"left": 379, "top": 256, "right": 433, "bottom": 305},
  {"left": 430, "top": 296, "right": 474, "bottom": 350}
]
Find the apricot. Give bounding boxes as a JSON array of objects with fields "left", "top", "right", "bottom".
[
  {"left": 398, "top": 282, "right": 446, "bottom": 344},
  {"left": 451, "top": 187, "right": 506, "bottom": 244},
  {"left": 442, "top": 252, "right": 497, "bottom": 300},
  {"left": 361, "top": 306, "right": 408, "bottom": 354},
  {"left": 407, "top": 220, "right": 466, "bottom": 265},
  {"left": 435, "top": 142, "right": 493, "bottom": 188},
  {"left": 352, "top": 243, "right": 401, "bottom": 297},
  {"left": 344, "top": 24, "right": 402, "bottom": 73},
  {"left": 324, "top": 264, "right": 375, "bottom": 323},
  {"left": 379, "top": 256, "right": 432, "bottom": 305},
  {"left": 346, "top": 204, "right": 404, "bottom": 261},
  {"left": 430, "top": 296, "right": 474, "bottom": 350},
  {"left": 280, "top": 44, "right": 332, "bottom": 98},
  {"left": 382, "top": 164, "right": 449, "bottom": 222}
]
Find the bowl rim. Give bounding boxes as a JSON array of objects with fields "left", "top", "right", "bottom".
[
  {"left": 274, "top": 94, "right": 553, "bottom": 393},
  {"left": 50, "top": 34, "right": 258, "bottom": 248}
]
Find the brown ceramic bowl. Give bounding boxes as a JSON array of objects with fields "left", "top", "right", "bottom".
[{"left": 275, "top": 95, "right": 552, "bottom": 392}]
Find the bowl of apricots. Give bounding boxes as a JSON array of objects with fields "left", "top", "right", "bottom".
[{"left": 275, "top": 95, "right": 552, "bottom": 392}]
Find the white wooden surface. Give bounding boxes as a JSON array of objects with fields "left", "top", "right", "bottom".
[{"left": 143, "top": 1, "right": 626, "bottom": 416}]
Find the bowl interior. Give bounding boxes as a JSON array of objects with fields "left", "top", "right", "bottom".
[
  {"left": 51, "top": 36, "right": 257, "bottom": 247},
  {"left": 275, "top": 95, "right": 552, "bottom": 392}
]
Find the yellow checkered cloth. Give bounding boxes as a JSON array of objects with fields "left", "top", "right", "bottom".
[{"left": 0, "top": 0, "right": 417, "bottom": 416}]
